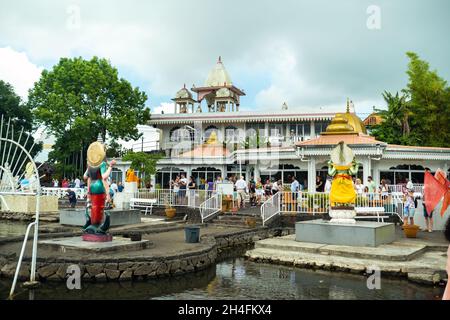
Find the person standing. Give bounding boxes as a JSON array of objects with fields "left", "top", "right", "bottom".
[
  {"left": 422, "top": 192, "right": 434, "bottom": 233},
  {"left": 315, "top": 176, "right": 324, "bottom": 192},
  {"left": 403, "top": 190, "right": 416, "bottom": 225},
  {"left": 271, "top": 179, "right": 279, "bottom": 195},
  {"left": 367, "top": 176, "right": 377, "bottom": 193},
  {"left": 264, "top": 179, "right": 272, "bottom": 199},
  {"left": 255, "top": 177, "right": 264, "bottom": 205},
  {"left": 235, "top": 176, "right": 247, "bottom": 208},
  {"left": 117, "top": 181, "right": 124, "bottom": 192},
  {"left": 179, "top": 174, "right": 188, "bottom": 204},
  {"left": 354, "top": 178, "right": 364, "bottom": 195},
  {"left": 249, "top": 177, "right": 256, "bottom": 207},
  {"left": 74, "top": 177, "right": 81, "bottom": 188},
  {"left": 188, "top": 176, "right": 196, "bottom": 206},
  {"left": 406, "top": 178, "right": 414, "bottom": 191},
  {"left": 290, "top": 176, "right": 300, "bottom": 212},
  {"left": 110, "top": 179, "right": 118, "bottom": 194}
]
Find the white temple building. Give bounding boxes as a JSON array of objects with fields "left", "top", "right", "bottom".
[{"left": 114, "top": 57, "right": 450, "bottom": 190}]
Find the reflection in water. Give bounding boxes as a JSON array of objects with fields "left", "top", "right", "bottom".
[{"left": 0, "top": 258, "right": 444, "bottom": 300}]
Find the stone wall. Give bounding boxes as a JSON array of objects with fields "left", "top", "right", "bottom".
[{"left": 0, "top": 227, "right": 275, "bottom": 282}]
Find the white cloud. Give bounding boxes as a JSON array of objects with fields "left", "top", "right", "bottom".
[
  {"left": 153, "top": 102, "right": 175, "bottom": 115},
  {"left": 0, "top": 47, "right": 43, "bottom": 100}
]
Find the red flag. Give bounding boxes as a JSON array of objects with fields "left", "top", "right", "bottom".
[
  {"left": 440, "top": 191, "right": 450, "bottom": 217},
  {"left": 434, "top": 169, "right": 450, "bottom": 216},
  {"left": 424, "top": 171, "right": 447, "bottom": 215},
  {"left": 435, "top": 169, "right": 450, "bottom": 188}
]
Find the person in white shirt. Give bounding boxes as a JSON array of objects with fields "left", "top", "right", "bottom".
[
  {"left": 110, "top": 180, "right": 118, "bottom": 192},
  {"left": 74, "top": 177, "right": 81, "bottom": 188},
  {"left": 235, "top": 176, "right": 247, "bottom": 208},
  {"left": 406, "top": 178, "right": 414, "bottom": 191},
  {"left": 354, "top": 178, "right": 364, "bottom": 194}
]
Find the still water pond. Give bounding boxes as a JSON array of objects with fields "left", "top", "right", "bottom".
[{"left": 1, "top": 258, "right": 444, "bottom": 300}]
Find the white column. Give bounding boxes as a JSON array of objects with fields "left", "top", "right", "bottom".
[
  {"left": 307, "top": 158, "right": 316, "bottom": 192},
  {"left": 310, "top": 121, "right": 316, "bottom": 139},
  {"left": 362, "top": 156, "right": 372, "bottom": 185},
  {"left": 372, "top": 161, "right": 380, "bottom": 186},
  {"left": 254, "top": 164, "right": 260, "bottom": 181},
  {"left": 264, "top": 122, "right": 269, "bottom": 138}
]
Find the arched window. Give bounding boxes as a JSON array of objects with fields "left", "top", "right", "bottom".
[
  {"left": 170, "top": 127, "right": 191, "bottom": 142},
  {"left": 225, "top": 126, "right": 238, "bottom": 143}
]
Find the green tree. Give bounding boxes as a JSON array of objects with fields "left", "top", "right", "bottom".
[
  {"left": 371, "top": 52, "right": 450, "bottom": 147},
  {"left": 404, "top": 52, "right": 450, "bottom": 147},
  {"left": 371, "top": 91, "right": 410, "bottom": 144},
  {"left": 0, "top": 80, "right": 42, "bottom": 161},
  {"left": 122, "top": 151, "right": 162, "bottom": 187},
  {"left": 28, "top": 56, "right": 150, "bottom": 177}
]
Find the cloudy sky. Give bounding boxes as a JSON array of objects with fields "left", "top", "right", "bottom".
[{"left": 0, "top": 0, "right": 449, "bottom": 117}]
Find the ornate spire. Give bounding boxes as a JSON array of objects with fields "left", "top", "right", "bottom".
[
  {"left": 346, "top": 98, "right": 350, "bottom": 113},
  {"left": 218, "top": 56, "right": 222, "bottom": 63}
]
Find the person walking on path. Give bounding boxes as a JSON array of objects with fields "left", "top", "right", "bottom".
[{"left": 235, "top": 176, "right": 247, "bottom": 208}]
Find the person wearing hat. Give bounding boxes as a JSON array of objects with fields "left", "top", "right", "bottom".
[{"left": 83, "top": 141, "right": 116, "bottom": 234}]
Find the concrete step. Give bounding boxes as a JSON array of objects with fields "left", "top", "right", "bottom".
[{"left": 252, "top": 235, "right": 428, "bottom": 262}]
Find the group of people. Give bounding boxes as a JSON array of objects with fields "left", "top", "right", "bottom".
[
  {"left": 52, "top": 177, "right": 83, "bottom": 188},
  {"left": 63, "top": 177, "right": 124, "bottom": 209}
]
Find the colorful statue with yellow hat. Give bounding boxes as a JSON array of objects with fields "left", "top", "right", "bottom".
[
  {"left": 82, "top": 141, "right": 116, "bottom": 239},
  {"left": 328, "top": 141, "right": 359, "bottom": 223}
]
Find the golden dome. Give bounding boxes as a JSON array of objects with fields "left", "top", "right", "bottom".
[
  {"left": 322, "top": 103, "right": 367, "bottom": 135},
  {"left": 342, "top": 112, "right": 367, "bottom": 134}
]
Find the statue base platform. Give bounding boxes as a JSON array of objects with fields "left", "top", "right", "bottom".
[
  {"left": 82, "top": 233, "right": 113, "bottom": 242},
  {"left": 329, "top": 208, "right": 356, "bottom": 224},
  {"left": 40, "top": 236, "right": 151, "bottom": 254},
  {"left": 295, "top": 219, "right": 395, "bottom": 247},
  {"left": 59, "top": 208, "right": 141, "bottom": 226}
]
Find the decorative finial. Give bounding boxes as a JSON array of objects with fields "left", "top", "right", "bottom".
[
  {"left": 218, "top": 56, "right": 222, "bottom": 63},
  {"left": 346, "top": 98, "right": 350, "bottom": 113},
  {"left": 183, "top": 83, "right": 186, "bottom": 89}
]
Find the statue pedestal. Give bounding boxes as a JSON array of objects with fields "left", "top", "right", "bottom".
[
  {"left": 82, "top": 233, "right": 113, "bottom": 242},
  {"left": 329, "top": 208, "right": 356, "bottom": 224}
]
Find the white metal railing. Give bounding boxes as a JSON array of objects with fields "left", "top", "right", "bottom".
[
  {"left": 134, "top": 188, "right": 213, "bottom": 208},
  {"left": 277, "top": 191, "right": 406, "bottom": 217},
  {"left": 0, "top": 116, "right": 41, "bottom": 299},
  {"left": 386, "top": 184, "right": 424, "bottom": 194},
  {"left": 261, "top": 192, "right": 281, "bottom": 226},
  {"left": 199, "top": 193, "right": 222, "bottom": 223},
  {"left": 42, "top": 187, "right": 87, "bottom": 200}
]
